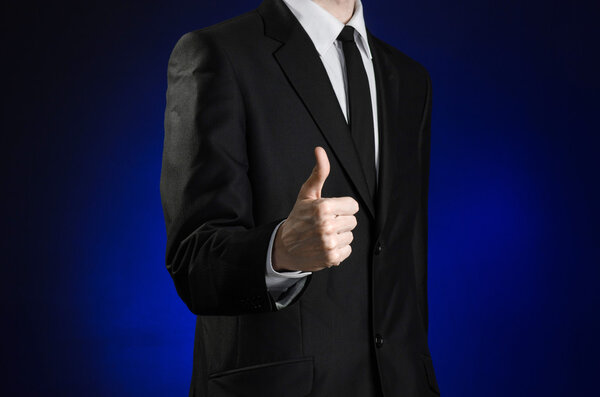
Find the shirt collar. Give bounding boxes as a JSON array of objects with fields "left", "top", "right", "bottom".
[{"left": 282, "top": 0, "right": 373, "bottom": 59}]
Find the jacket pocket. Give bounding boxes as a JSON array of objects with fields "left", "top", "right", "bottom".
[
  {"left": 421, "top": 353, "right": 440, "bottom": 395},
  {"left": 208, "top": 357, "right": 314, "bottom": 397}
]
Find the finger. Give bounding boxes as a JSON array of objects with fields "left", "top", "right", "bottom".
[
  {"left": 297, "top": 146, "right": 330, "bottom": 200},
  {"left": 334, "top": 231, "right": 354, "bottom": 248},
  {"left": 330, "top": 215, "right": 358, "bottom": 234},
  {"left": 334, "top": 244, "right": 352, "bottom": 266},
  {"left": 319, "top": 196, "right": 359, "bottom": 216}
]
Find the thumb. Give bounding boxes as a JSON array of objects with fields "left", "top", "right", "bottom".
[{"left": 298, "top": 146, "right": 330, "bottom": 200}]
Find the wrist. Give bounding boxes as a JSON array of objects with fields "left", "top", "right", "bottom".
[{"left": 272, "top": 222, "right": 292, "bottom": 272}]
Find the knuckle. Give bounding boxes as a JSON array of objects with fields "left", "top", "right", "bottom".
[
  {"left": 315, "top": 200, "right": 330, "bottom": 218},
  {"left": 319, "top": 233, "right": 328, "bottom": 248},
  {"left": 319, "top": 220, "right": 334, "bottom": 235},
  {"left": 322, "top": 236, "right": 336, "bottom": 250},
  {"left": 326, "top": 250, "right": 339, "bottom": 264}
]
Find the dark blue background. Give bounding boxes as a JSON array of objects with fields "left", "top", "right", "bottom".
[{"left": 3, "top": 0, "right": 599, "bottom": 395}]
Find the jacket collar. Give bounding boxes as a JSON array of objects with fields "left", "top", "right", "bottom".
[{"left": 281, "top": 0, "right": 372, "bottom": 59}]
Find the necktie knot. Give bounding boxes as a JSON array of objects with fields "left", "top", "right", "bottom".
[{"left": 337, "top": 25, "right": 355, "bottom": 43}]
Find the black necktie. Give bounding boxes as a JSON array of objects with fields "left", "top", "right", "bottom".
[{"left": 337, "top": 25, "right": 377, "bottom": 200}]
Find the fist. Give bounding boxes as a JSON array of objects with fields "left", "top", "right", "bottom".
[{"left": 273, "top": 146, "right": 359, "bottom": 272}]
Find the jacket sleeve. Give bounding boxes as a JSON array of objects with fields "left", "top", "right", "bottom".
[
  {"left": 412, "top": 69, "right": 432, "bottom": 335},
  {"left": 160, "top": 30, "right": 282, "bottom": 315}
]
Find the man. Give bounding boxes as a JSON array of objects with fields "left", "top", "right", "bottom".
[{"left": 160, "top": 0, "right": 439, "bottom": 395}]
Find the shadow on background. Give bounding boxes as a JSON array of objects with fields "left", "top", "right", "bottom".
[{"left": 2, "top": 0, "right": 599, "bottom": 395}]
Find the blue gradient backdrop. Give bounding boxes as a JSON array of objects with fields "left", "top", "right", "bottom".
[{"left": 3, "top": 0, "right": 599, "bottom": 395}]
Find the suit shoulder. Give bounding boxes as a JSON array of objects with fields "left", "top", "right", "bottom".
[
  {"left": 370, "top": 34, "right": 431, "bottom": 84},
  {"left": 171, "top": 10, "right": 262, "bottom": 55}
]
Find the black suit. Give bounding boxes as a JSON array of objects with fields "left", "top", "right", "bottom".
[{"left": 160, "top": 0, "right": 439, "bottom": 396}]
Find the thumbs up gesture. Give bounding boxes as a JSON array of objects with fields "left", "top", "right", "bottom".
[{"left": 273, "top": 147, "right": 359, "bottom": 272}]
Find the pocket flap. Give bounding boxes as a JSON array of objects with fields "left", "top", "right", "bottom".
[{"left": 208, "top": 357, "right": 314, "bottom": 397}]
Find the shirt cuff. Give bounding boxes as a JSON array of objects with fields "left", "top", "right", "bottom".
[{"left": 265, "top": 219, "right": 311, "bottom": 301}]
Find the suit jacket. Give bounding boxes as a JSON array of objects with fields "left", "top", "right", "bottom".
[{"left": 160, "top": 0, "right": 439, "bottom": 396}]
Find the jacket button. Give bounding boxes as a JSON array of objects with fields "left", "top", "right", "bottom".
[
  {"left": 374, "top": 242, "right": 382, "bottom": 255},
  {"left": 375, "top": 334, "right": 384, "bottom": 348}
]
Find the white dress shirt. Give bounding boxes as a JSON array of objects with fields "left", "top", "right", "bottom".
[{"left": 265, "top": 0, "right": 380, "bottom": 309}]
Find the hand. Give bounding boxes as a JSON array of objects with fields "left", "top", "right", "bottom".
[{"left": 273, "top": 146, "right": 359, "bottom": 272}]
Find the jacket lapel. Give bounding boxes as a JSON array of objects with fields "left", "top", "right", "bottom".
[
  {"left": 258, "top": 0, "right": 376, "bottom": 220},
  {"left": 368, "top": 32, "right": 416, "bottom": 238}
]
